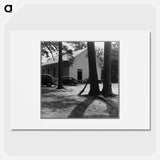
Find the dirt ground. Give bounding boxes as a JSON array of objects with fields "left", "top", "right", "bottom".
[{"left": 41, "top": 83, "right": 119, "bottom": 119}]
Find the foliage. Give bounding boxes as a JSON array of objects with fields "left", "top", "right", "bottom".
[
  {"left": 98, "top": 41, "right": 119, "bottom": 83},
  {"left": 111, "top": 42, "right": 119, "bottom": 83},
  {"left": 111, "top": 59, "right": 119, "bottom": 83},
  {"left": 64, "top": 49, "right": 74, "bottom": 65},
  {"left": 70, "top": 42, "right": 87, "bottom": 51},
  {"left": 96, "top": 47, "right": 104, "bottom": 67},
  {"left": 41, "top": 41, "right": 58, "bottom": 60},
  {"left": 41, "top": 41, "right": 75, "bottom": 64}
]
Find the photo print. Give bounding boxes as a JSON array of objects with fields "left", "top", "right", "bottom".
[{"left": 41, "top": 41, "right": 119, "bottom": 119}]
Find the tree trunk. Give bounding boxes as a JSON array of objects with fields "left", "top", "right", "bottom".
[
  {"left": 102, "top": 42, "right": 113, "bottom": 97},
  {"left": 87, "top": 42, "right": 100, "bottom": 96},
  {"left": 57, "top": 42, "right": 63, "bottom": 89}
]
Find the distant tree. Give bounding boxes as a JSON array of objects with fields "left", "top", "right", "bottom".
[
  {"left": 111, "top": 58, "right": 118, "bottom": 83},
  {"left": 96, "top": 47, "right": 104, "bottom": 68},
  {"left": 70, "top": 42, "right": 87, "bottom": 51},
  {"left": 111, "top": 42, "right": 119, "bottom": 83},
  {"left": 96, "top": 42, "right": 119, "bottom": 83},
  {"left": 63, "top": 49, "right": 74, "bottom": 65},
  {"left": 87, "top": 42, "right": 100, "bottom": 96},
  {"left": 111, "top": 41, "right": 119, "bottom": 55},
  {"left": 41, "top": 41, "right": 74, "bottom": 63},
  {"left": 41, "top": 41, "right": 58, "bottom": 61},
  {"left": 102, "top": 42, "right": 113, "bottom": 97}
]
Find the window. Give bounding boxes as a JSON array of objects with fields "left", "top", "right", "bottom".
[{"left": 47, "top": 68, "right": 50, "bottom": 74}]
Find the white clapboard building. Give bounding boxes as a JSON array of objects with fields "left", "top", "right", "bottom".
[{"left": 41, "top": 48, "right": 101, "bottom": 81}]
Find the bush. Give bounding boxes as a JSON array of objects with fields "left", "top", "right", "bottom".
[
  {"left": 101, "top": 58, "right": 119, "bottom": 83},
  {"left": 111, "top": 59, "right": 119, "bottom": 83}
]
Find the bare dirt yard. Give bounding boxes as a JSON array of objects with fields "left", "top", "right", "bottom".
[{"left": 41, "top": 83, "right": 119, "bottom": 119}]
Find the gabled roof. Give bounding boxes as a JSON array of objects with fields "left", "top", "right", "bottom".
[{"left": 42, "top": 48, "right": 87, "bottom": 66}]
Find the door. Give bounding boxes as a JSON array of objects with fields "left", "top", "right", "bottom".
[{"left": 77, "top": 69, "right": 82, "bottom": 81}]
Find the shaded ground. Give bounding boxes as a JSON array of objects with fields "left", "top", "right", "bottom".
[{"left": 41, "top": 83, "right": 119, "bottom": 119}]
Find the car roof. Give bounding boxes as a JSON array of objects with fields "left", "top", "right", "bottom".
[
  {"left": 42, "top": 74, "right": 53, "bottom": 77},
  {"left": 63, "top": 76, "right": 74, "bottom": 79}
]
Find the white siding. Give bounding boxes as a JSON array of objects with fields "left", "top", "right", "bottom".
[{"left": 69, "top": 50, "right": 101, "bottom": 81}]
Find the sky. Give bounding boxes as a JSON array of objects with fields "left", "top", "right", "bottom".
[{"left": 95, "top": 42, "right": 104, "bottom": 49}]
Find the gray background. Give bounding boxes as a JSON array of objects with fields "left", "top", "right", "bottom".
[{"left": 4, "top": 4, "right": 155, "bottom": 156}]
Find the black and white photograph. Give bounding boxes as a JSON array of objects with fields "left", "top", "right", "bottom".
[{"left": 41, "top": 41, "right": 119, "bottom": 119}]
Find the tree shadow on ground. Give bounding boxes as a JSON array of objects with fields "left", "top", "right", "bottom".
[
  {"left": 84, "top": 114, "right": 116, "bottom": 119},
  {"left": 73, "top": 94, "right": 119, "bottom": 118},
  {"left": 41, "top": 87, "right": 73, "bottom": 94},
  {"left": 68, "top": 97, "right": 95, "bottom": 118},
  {"left": 96, "top": 96, "right": 119, "bottom": 118},
  {"left": 41, "top": 90, "right": 119, "bottom": 118},
  {"left": 41, "top": 96, "right": 81, "bottom": 110}
]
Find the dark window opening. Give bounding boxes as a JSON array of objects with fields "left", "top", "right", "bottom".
[{"left": 77, "top": 69, "right": 82, "bottom": 81}]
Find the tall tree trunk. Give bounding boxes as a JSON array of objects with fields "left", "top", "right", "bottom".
[
  {"left": 57, "top": 42, "right": 63, "bottom": 89},
  {"left": 102, "top": 42, "right": 113, "bottom": 97},
  {"left": 87, "top": 42, "right": 100, "bottom": 96}
]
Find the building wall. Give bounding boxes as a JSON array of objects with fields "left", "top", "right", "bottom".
[
  {"left": 69, "top": 50, "right": 101, "bottom": 81},
  {"left": 63, "top": 62, "right": 70, "bottom": 77},
  {"left": 41, "top": 50, "right": 101, "bottom": 81},
  {"left": 41, "top": 62, "right": 69, "bottom": 78},
  {"left": 42, "top": 64, "right": 58, "bottom": 77}
]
